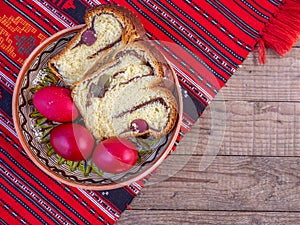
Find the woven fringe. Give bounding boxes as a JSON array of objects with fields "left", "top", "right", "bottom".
[{"left": 259, "top": 0, "right": 300, "bottom": 64}]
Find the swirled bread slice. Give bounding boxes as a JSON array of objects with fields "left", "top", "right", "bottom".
[
  {"left": 72, "top": 42, "right": 178, "bottom": 140},
  {"left": 48, "top": 5, "right": 145, "bottom": 85}
]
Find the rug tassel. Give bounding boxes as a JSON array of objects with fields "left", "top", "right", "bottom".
[{"left": 259, "top": 0, "right": 300, "bottom": 64}]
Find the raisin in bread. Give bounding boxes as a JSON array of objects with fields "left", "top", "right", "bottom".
[
  {"left": 72, "top": 42, "right": 178, "bottom": 140},
  {"left": 48, "top": 4, "right": 145, "bottom": 85}
]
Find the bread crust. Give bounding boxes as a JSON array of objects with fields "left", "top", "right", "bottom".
[{"left": 85, "top": 4, "right": 146, "bottom": 43}]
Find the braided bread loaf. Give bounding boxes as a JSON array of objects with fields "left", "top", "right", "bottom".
[
  {"left": 72, "top": 42, "right": 178, "bottom": 140},
  {"left": 48, "top": 5, "right": 145, "bottom": 85}
]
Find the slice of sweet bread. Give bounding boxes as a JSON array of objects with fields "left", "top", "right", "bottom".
[
  {"left": 48, "top": 4, "right": 145, "bottom": 85},
  {"left": 72, "top": 42, "right": 178, "bottom": 140}
]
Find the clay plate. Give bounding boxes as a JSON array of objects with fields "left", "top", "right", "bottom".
[{"left": 12, "top": 25, "right": 183, "bottom": 190}]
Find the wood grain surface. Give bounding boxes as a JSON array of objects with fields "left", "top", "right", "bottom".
[{"left": 118, "top": 42, "right": 300, "bottom": 224}]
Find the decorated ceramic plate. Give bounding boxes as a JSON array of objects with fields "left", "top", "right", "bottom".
[{"left": 12, "top": 25, "right": 183, "bottom": 190}]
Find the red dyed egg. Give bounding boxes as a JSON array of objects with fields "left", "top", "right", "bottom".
[{"left": 33, "top": 86, "right": 78, "bottom": 122}]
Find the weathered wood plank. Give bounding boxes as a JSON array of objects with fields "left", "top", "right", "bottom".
[
  {"left": 180, "top": 101, "right": 300, "bottom": 156},
  {"left": 219, "top": 47, "right": 300, "bottom": 102},
  {"left": 129, "top": 156, "right": 300, "bottom": 211},
  {"left": 118, "top": 211, "right": 300, "bottom": 225}
]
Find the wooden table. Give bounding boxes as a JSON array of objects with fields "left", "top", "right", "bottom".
[{"left": 118, "top": 41, "right": 300, "bottom": 224}]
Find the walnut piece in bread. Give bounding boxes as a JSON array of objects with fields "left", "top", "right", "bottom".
[
  {"left": 48, "top": 5, "right": 145, "bottom": 85},
  {"left": 72, "top": 42, "right": 178, "bottom": 140}
]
